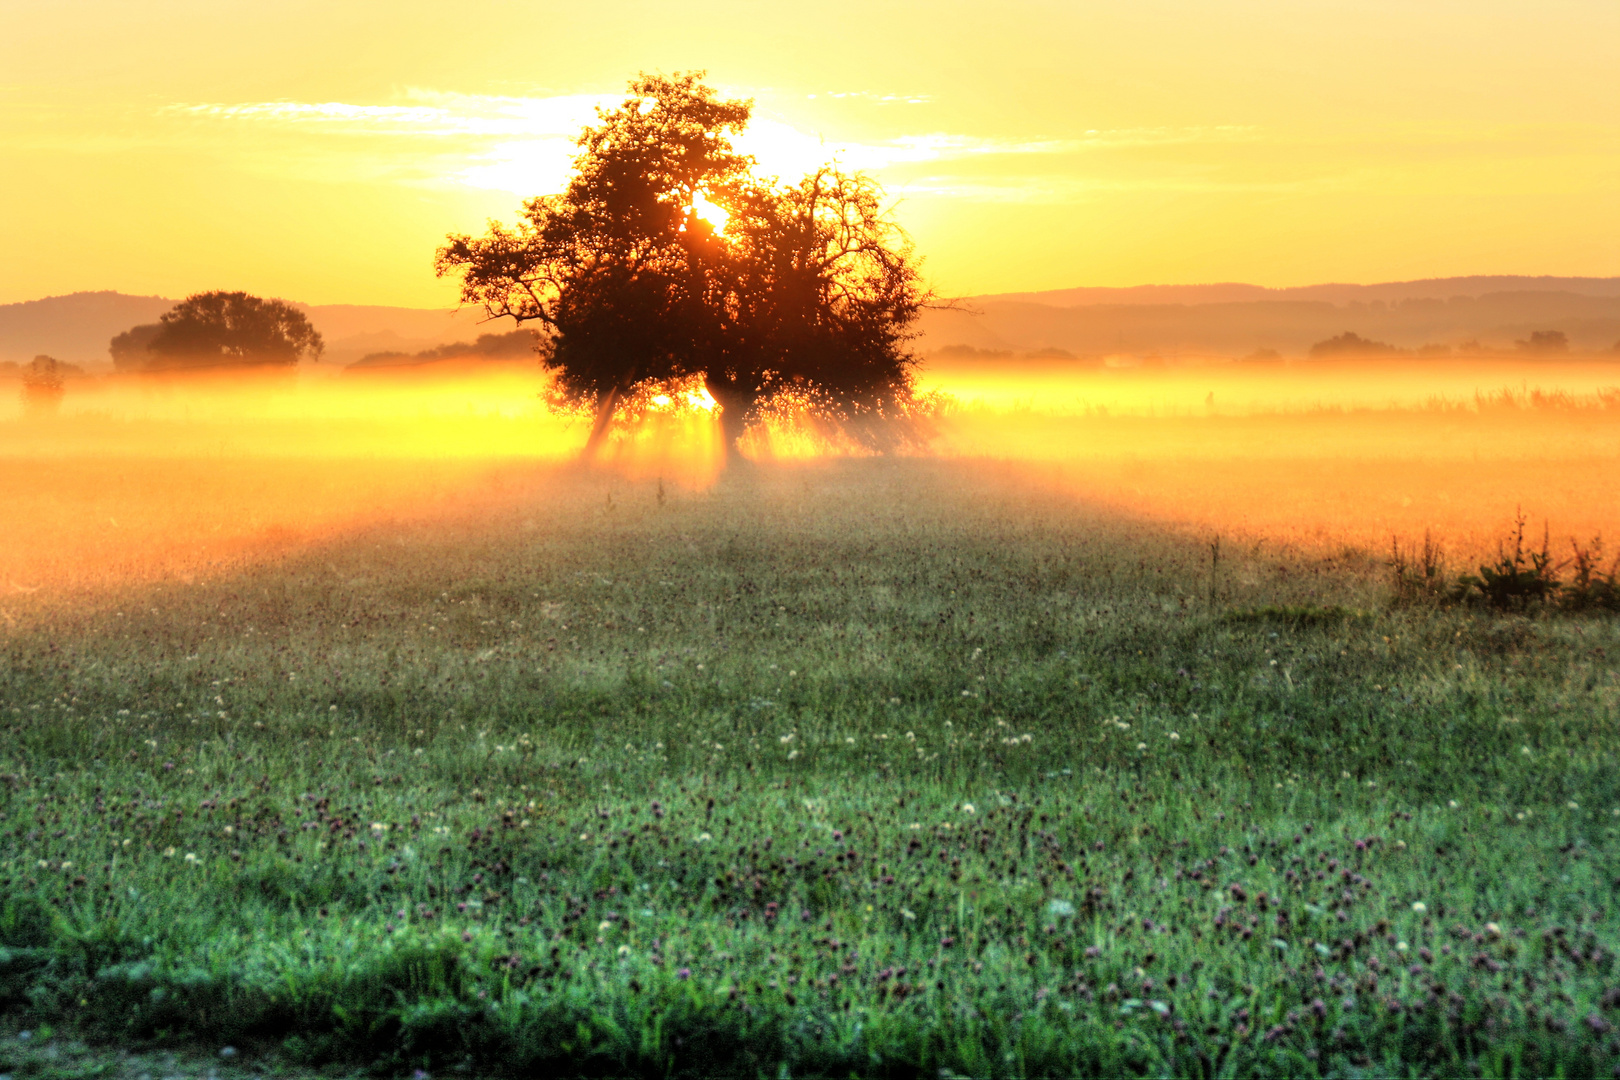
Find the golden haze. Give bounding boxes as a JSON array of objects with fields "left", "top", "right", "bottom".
[
  {"left": 3, "top": 360, "right": 1618, "bottom": 612},
  {"left": 2, "top": 0, "right": 1617, "bottom": 305}
]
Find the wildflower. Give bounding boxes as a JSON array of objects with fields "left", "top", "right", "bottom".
[
  {"left": 1046, "top": 899, "right": 1076, "bottom": 918},
  {"left": 900, "top": 908, "right": 916, "bottom": 920},
  {"left": 618, "top": 945, "right": 631, "bottom": 956},
  {"left": 961, "top": 803, "right": 975, "bottom": 814},
  {"left": 1485, "top": 922, "right": 1501, "bottom": 938},
  {"left": 1567, "top": 801, "right": 1579, "bottom": 809},
  {"left": 1397, "top": 941, "right": 1409, "bottom": 952},
  {"left": 184, "top": 853, "right": 199, "bottom": 864},
  {"left": 1168, "top": 732, "right": 1179, "bottom": 741},
  {"left": 163, "top": 846, "right": 176, "bottom": 858},
  {"left": 1448, "top": 800, "right": 1458, "bottom": 808},
  {"left": 845, "top": 736, "right": 855, "bottom": 744},
  {"left": 1411, "top": 902, "right": 1426, "bottom": 914},
  {"left": 1136, "top": 743, "right": 1147, "bottom": 751},
  {"left": 779, "top": 733, "right": 795, "bottom": 744},
  {"left": 697, "top": 832, "right": 712, "bottom": 842},
  {"left": 676, "top": 967, "right": 691, "bottom": 980},
  {"left": 598, "top": 920, "right": 613, "bottom": 932},
  {"left": 371, "top": 822, "right": 386, "bottom": 832},
  {"left": 787, "top": 750, "right": 799, "bottom": 760}
]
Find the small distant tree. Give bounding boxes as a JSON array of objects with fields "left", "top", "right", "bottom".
[
  {"left": 20, "top": 355, "right": 66, "bottom": 415},
  {"left": 1516, "top": 329, "right": 1568, "bottom": 355},
  {"left": 141, "top": 292, "right": 323, "bottom": 371},
  {"left": 436, "top": 72, "right": 931, "bottom": 460},
  {"left": 1308, "top": 332, "right": 1401, "bottom": 359}
]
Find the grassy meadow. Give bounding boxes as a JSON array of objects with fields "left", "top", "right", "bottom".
[{"left": 2, "top": 372, "right": 1620, "bottom": 1077}]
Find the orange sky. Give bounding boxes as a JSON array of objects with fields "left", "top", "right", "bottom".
[{"left": 3, "top": 0, "right": 1616, "bottom": 307}]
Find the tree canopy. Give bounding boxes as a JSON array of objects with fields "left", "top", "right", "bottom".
[
  {"left": 133, "top": 292, "right": 323, "bottom": 371},
  {"left": 435, "top": 72, "right": 931, "bottom": 457}
]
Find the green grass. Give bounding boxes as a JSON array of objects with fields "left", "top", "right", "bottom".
[{"left": 1, "top": 459, "right": 1618, "bottom": 1078}]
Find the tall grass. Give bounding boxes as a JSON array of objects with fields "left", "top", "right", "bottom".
[{"left": 2, "top": 461, "right": 1618, "bottom": 1077}]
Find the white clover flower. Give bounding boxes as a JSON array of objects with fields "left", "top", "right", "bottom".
[
  {"left": 961, "top": 803, "right": 975, "bottom": 814},
  {"left": 1411, "top": 901, "right": 1426, "bottom": 913},
  {"left": 1168, "top": 732, "right": 1180, "bottom": 741},
  {"left": 697, "top": 832, "right": 712, "bottom": 842}
]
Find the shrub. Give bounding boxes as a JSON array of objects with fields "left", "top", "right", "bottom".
[
  {"left": 1562, "top": 535, "right": 1620, "bottom": 612},
  {"left": 1453, "top": 512, "right": 1560, "bottom": 610}
]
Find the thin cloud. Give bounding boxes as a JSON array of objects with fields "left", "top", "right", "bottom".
[{"left": 164, "top": 90, "right": 1089, "bottom": 195}]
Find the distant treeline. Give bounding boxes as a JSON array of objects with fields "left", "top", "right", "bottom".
[
  {"left": 347, "top": 329, "right": 538, "bottom": 370},
  {"left": 919, "top": 290, "right": 1620, "bottom": 358}
]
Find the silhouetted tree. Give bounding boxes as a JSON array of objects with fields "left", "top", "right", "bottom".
[
  {"left": 435, "top": 72, "right": 930, "bottom": 459},
  {"left": 20, "top": 355, "right": 66, "bottom": 415},
  {"left": 1308, "top": 331, "right": 1401, "bottom": 359},
  {"left": 1516, "top": 329, "right": 1568, "bottom": 355},
  {"left": 109, "top": 323, "right": 162, "bottom": 372},
  {"left": 141, "top": 292, "right": 323, "bottom": 371}
]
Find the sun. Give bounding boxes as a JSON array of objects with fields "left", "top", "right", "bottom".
[{"left": 689, "top": 192, "right": 731, "bottom": 234}]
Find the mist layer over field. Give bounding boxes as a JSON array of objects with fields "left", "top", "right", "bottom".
[{"left": 3, "top": 356, "right": 1618, "bottom": 603}]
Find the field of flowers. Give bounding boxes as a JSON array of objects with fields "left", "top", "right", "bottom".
[{"left": 2, "top": 459, "right": 1618, "bottom": 1078}]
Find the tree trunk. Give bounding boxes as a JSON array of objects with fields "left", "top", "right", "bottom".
[
  {"left": 582, "top": 386, "right": 621, "bottom": 461},
  {"left": 704, "top": 376, "right": 751, "bottom": 467}
]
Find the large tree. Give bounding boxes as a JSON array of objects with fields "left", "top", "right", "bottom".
[
  {"left": 139, "top": 292, "right": 323, "bottom": 371},
  {"left": 435, "top": 72, "right": 930, "bottom": 459}
]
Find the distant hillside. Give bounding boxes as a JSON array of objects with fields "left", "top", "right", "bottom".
[
  {"left": 974, "top": 276, "right": 1620, "bottom": 308},
  {"left": 920, "top": 284, "right": 1620, "bottom": 358},
  {"left": 7, "top": 277, "right": 1620, "bottom": 368},
  {"left": 0, "top": 292, "right": 486, "bottom": 367},
  {"left": 0, "top": 291, "right": 174, "bottom": 367}
]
